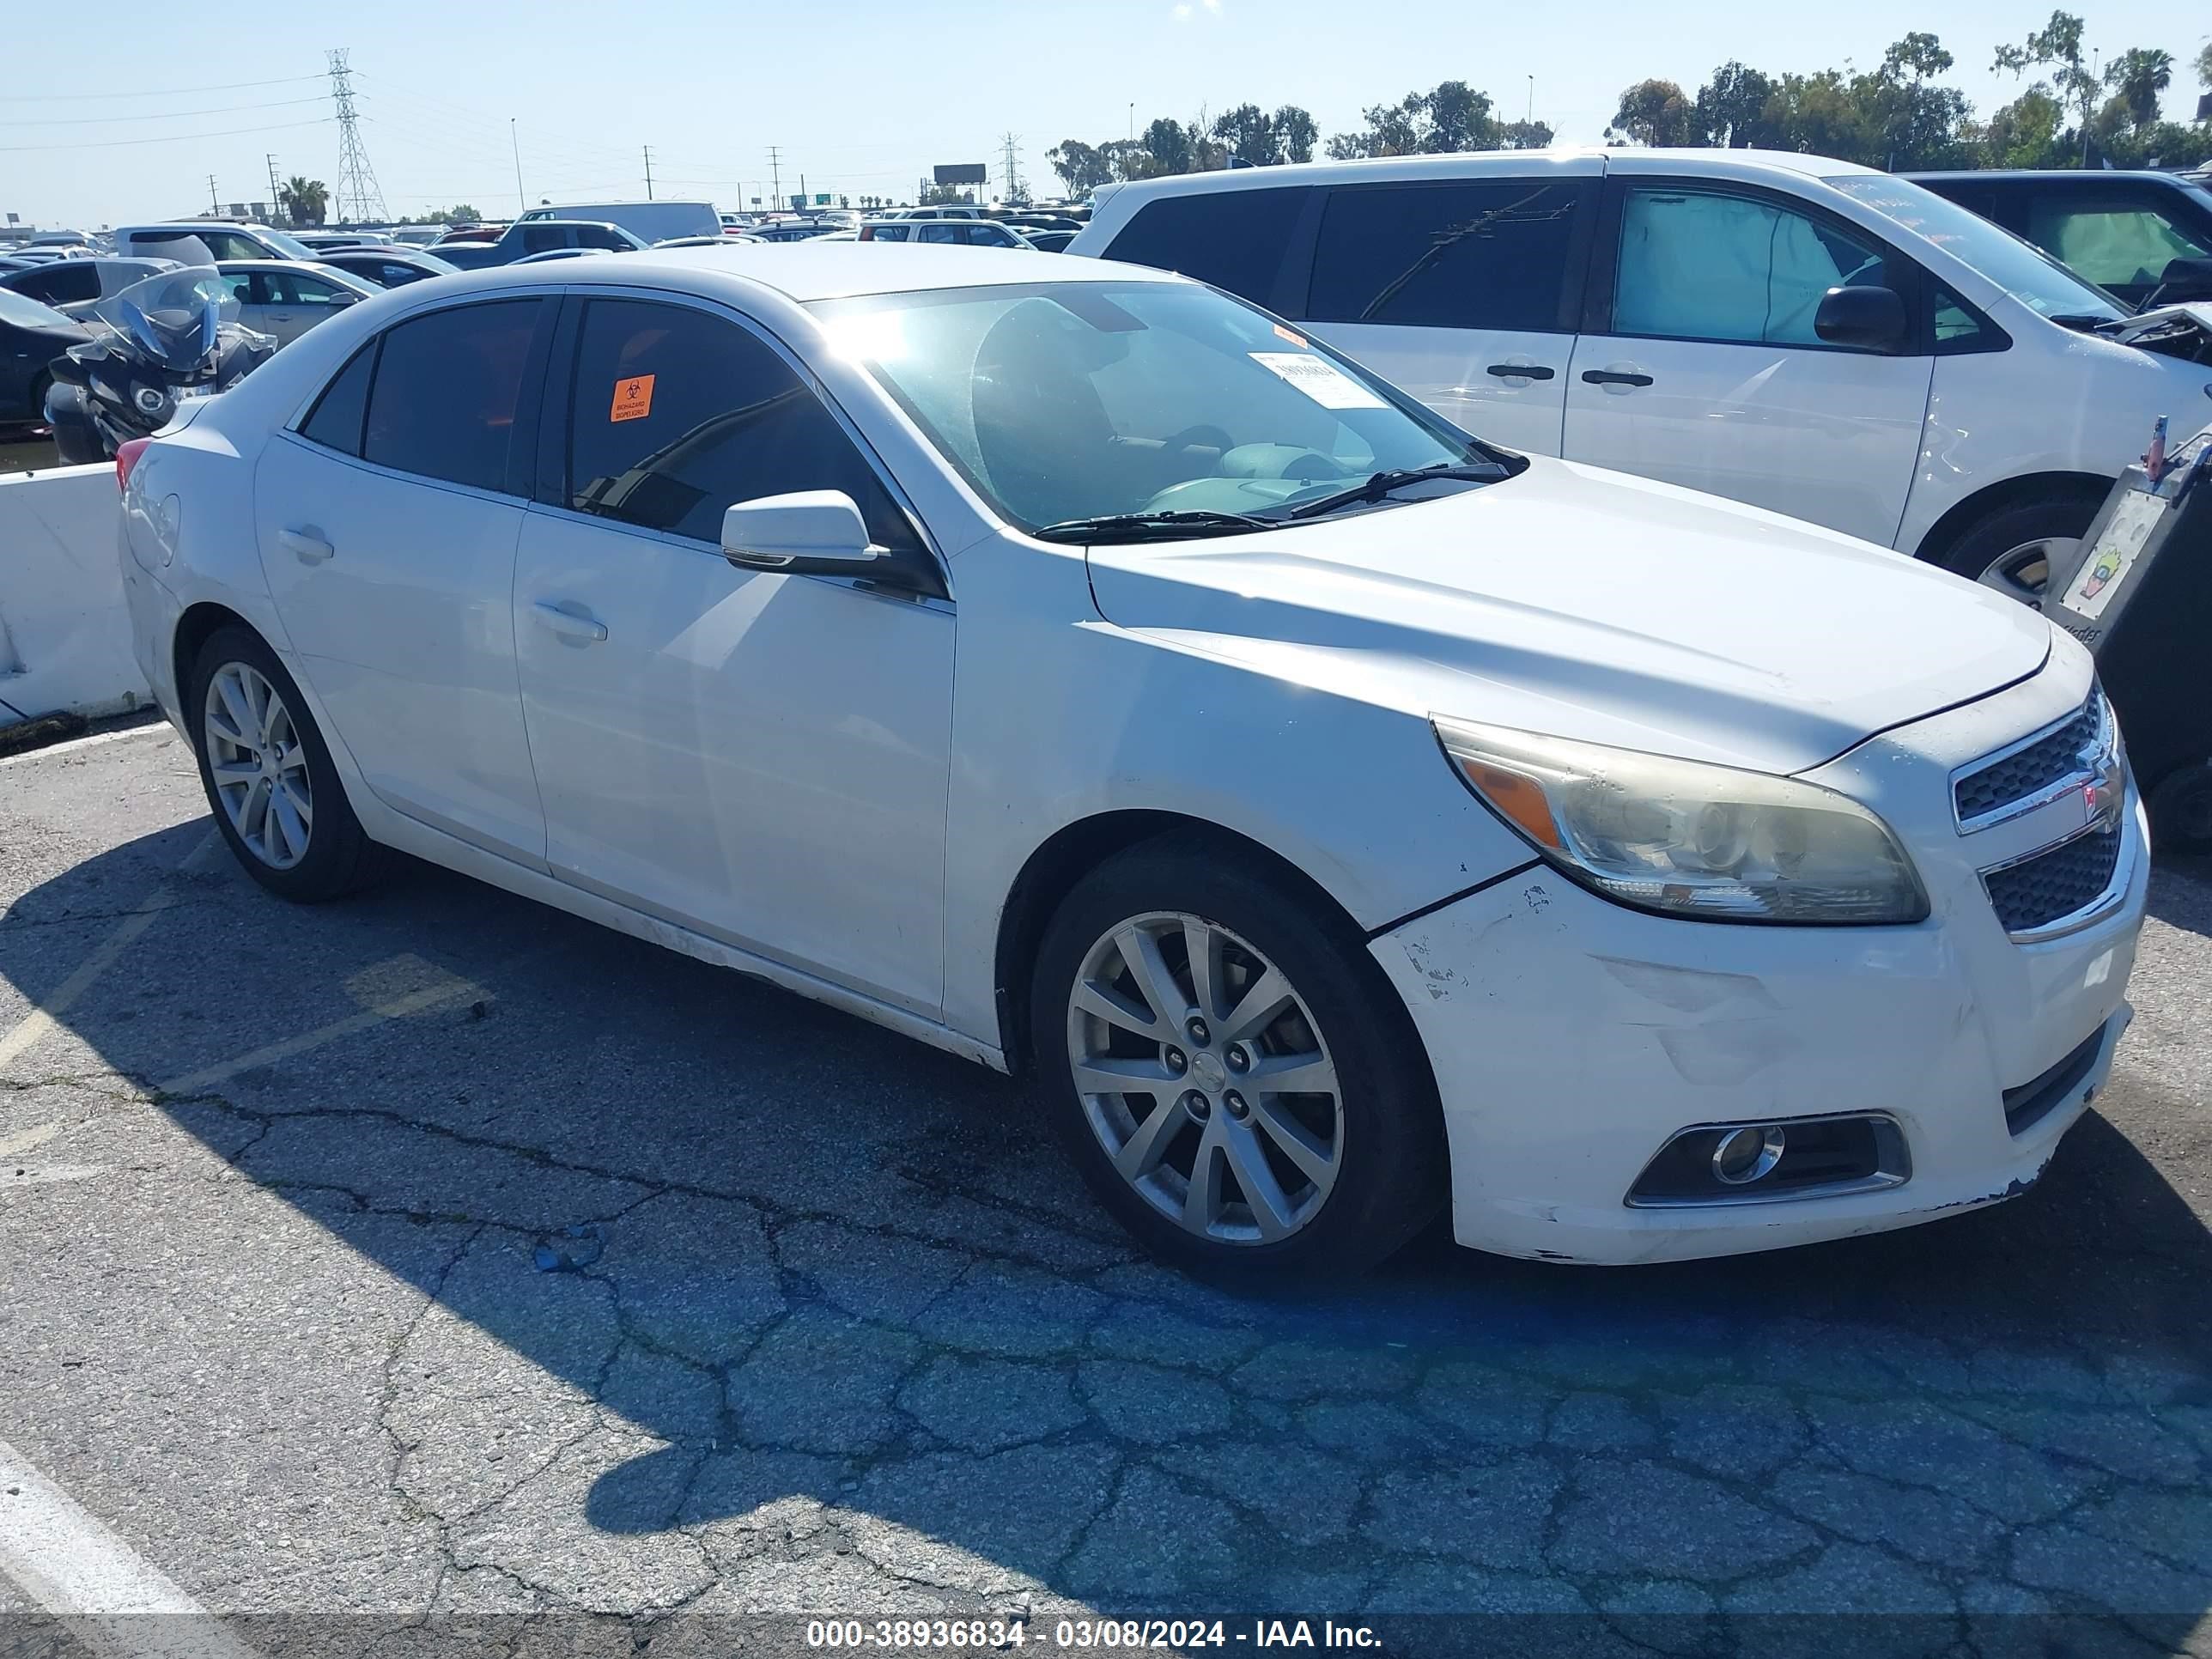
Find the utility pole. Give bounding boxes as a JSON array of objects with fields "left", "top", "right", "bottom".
[
  {"left": 511, "top": 118, "right": 526, "bottom": 214},
  {"left": 1000, "top": 132, "right": 1024, "bottom": 205},
  {"left": 768, "top": 146, "right": 782, "bottom": 210},
  {"left": 1526, "top": 76, "right": 1534, "bottom": 123},
  {"left": 800, "top": 171, "right": 808, "bottom": 208},
  {"left": 643, "top": 144, "right": 654, "bottom": 200},
  {"left": 265, "top": 153, "right": 282, "bottom": 222},
  {"left": 327, "top": 48, "right": 387, "bottom": 224},
  {"left": 207, "top": 173, "right": 220, "bottom": 214}
]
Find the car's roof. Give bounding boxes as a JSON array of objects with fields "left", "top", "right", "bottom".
[
  {"left": 1905, "top": 167, "right": 2204, "bottom": 187},
  {"left": 1096, "top": 146, "right": 1879, "bottom": 205},
  {"left": 457, "top": 241, "right": 1185, "bottom": 303}
]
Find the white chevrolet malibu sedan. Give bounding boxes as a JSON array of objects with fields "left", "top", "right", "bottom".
[{"left": 116, "top": 244, "right": 2148, "bottom": 1275}]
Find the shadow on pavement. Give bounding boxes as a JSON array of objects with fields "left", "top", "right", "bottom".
[{"left": 8, "top": 817, "right": 2209, "bottom": 1649}]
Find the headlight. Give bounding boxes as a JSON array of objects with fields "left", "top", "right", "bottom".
[
  {"left": 1434, "top": 717, "right": 1929, "bottom": 925},
  {"left": 133, "top": 385, "right": 169, "bottom": 416}
]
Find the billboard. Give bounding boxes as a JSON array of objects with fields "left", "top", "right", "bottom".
[{"left": 934, "top": 163, "right": 988, "bottom": 186}]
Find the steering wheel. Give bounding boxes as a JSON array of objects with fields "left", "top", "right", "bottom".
[{"left": 1160, "top": 423, "right": 1235, "bottom": 458}]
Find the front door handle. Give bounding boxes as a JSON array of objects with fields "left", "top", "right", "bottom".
[
  {"left": 277, "top": 526, "right": 333, "bottom": 564},
  {"left": 533, "top": 601, "right": 609, "bottom": 644},
  {"left": 1582, "top": 368, "right": 1655, "bottom": 389},
  {"left": 1485, "top": 363, "right": 1556, "bottom": 380}
]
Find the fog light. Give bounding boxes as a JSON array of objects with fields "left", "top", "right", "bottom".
[{"left": 1712, "top": 1124, "right": 1786, "bottom": 1185}]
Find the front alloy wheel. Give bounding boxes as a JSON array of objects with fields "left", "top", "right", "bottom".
[
  {"left": 204, "top": 660, "right": 313, "bottom": 869},
  {"left": 1066, "top": 911, "right": 1344, "bottom": 1246}
]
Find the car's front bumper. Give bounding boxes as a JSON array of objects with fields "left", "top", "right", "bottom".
[{"left": 1373, "top": 665, "right": 2148, "bottom": 1266}]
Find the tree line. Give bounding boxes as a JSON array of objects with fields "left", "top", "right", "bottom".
[{"left": 1048, "top": 9, "right": 2211, "bottom": 196}]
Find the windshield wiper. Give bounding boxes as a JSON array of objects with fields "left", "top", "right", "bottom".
[
  {"left": 2047, "top": 312, "right": 2126, "bottom": 332},
  {"left": 1285, "top": 461, "right": 1509, "bottom": 521},
  {"left": 1031, "top": 509, "right": 1283, "bottom": 544}
]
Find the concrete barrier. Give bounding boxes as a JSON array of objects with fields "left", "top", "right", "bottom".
[{"left": 0, "top": 463, "right": 148, "bottom": 727}]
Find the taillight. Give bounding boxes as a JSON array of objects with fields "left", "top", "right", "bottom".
[
  {"left": 116, "top": 438, "right": 152, "bottom": 493},
  {"left": 859, "top": 224, "right": 874, "bottom": 240}
]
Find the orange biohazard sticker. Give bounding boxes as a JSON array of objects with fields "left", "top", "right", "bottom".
[
  {"left": 1273, "top": 324, "right": 1309, "bottom": 348},
  {"left": 610, "top": 374, "right": 655, "bottom": 422}
]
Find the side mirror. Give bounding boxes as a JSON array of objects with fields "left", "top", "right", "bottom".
[
  {"left": 721, "top": 490, "right": 884, "bottom": 575},
  {"left": 1814, "top": 284, "right": 1908, "bottom": 352}
]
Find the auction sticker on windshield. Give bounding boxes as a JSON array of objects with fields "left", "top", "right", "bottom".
[{"left": 1249, "top": 351, "right": 1386, "bottom": 410}]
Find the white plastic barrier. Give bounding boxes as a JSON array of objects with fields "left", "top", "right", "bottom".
[{"left": 0, "top": 463, "right": 149, "bottom": 726}]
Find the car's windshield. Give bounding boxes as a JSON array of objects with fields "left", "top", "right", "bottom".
[
  {"left": 811, "top": 281, "right": 1488, "bottom": 532},
  {"left": 0, "top": 287, "right": 76, "bottom": 330},
  {"left": 1825, "top": 174, "right": 2127, "bottom": 321}
]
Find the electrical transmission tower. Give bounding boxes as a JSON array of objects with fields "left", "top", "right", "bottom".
[
  {"left": 1000, "top": 132, "right": 1024, "bottom": 205},
  {"left": 327, "top": 49, "right": 387, "bottom": 225}
]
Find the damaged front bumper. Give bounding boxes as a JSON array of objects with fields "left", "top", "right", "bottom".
[{"left": 1370, "top": 830, "right": 2145, "bottom": 1266}]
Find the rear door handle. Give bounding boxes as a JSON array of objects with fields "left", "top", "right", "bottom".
[
  {"left": 277, "top": 526, "right": 333, "bottom": 564},
  {"left": 1485, "top": 363, "right": 1556, "bottom": 380},
  {"left": 1582, "top": 368, "right": 1655, "bottom": 388},
  {"left": 533, "top": 601, "right": 609, "bottom": 643}
]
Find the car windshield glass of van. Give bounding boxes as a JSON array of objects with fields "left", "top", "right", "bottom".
[
  {"left": 1825, "top": 175, "right": 2127, "bottom": 322},
  {"left": 813, "top": 281, "right": 1504, "bottom": 538}
]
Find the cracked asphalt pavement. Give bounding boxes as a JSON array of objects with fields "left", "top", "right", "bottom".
[{"left": 2, "top": 725, "right": 2209, "bottom": 1656}]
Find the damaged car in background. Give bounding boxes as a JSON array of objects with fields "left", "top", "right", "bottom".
[{"left": 115, "top": 246, "right": 2149, "bottom": 1276}]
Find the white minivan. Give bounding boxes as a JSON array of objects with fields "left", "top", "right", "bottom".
[{"left": 1070, "top": 149, "right": 2212, "bottom": 599}]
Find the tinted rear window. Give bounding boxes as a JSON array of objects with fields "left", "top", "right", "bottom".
[
  {"left": 1308, "top": 180, "right": 1588, "bottom": 331},
  {"left": 1103, "top": 186, "right": 1310, "bottom": 306},
  {"left": 298, "top": 343, "right": 376, "bottom": 456},
  {"left": 363, "top": 300, "right": 544, "bottom": 492}
]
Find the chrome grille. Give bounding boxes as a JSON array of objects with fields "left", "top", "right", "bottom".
[
  {"left": 1953, "top": 697, "right": 2105, "bottom": 831},
  {"left": 1983, "top": 823, "right": 2123, "bottom": 935}
]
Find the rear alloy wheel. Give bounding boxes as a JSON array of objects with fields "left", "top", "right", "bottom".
[
  {"left": 1030, "top": 835, "right": 1443, "bottom": 1277},
  {"left": 188, "top": 624, "right": 381, "bottom": 902},
  {"left": 204, "top": 660, "right": 313, "bottom": 871},
  {"left": 1936, "top": 492, "right": 2102, "bottom": 605}
]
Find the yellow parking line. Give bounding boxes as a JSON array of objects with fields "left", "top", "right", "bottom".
[
  {"left": 155, "top": 978, "right": 483, "bottom": 1097},
  {"left": 0, "top": 830, "right": 222, "bottom": 1074}
]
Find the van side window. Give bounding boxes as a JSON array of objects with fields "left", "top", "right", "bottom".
[
  {"left": 1612, "top": 187, "right": 1896, "bottom": 349},
  {"left": 1102, "top": 188, "right": 1310, "bottom": 307},
  {"left": 1308, "top": 180, "right": 1588, "bottom": 331}
]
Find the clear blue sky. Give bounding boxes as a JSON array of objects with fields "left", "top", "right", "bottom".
[{"left": 6, "top": 0, "right": 2209, "bottom": 228}]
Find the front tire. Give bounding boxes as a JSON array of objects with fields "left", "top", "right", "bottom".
[
  {"left": 1934, "top": 490, "right": 2103, "bottom": 605},
  {"left": 187, "top": 624, "right": 381, "bottom": 902},
  {"left": 1028, "top": 834, "right": 1444, "bottom": 1278}
]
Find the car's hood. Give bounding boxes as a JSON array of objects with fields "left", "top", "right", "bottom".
[{"left": 1084, "top": 457, "right": 2052, "bottom": 775}]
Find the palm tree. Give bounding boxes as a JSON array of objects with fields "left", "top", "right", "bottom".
[
  {"left": 2105, "top": 48, "right": 2174, "bottom": 131},
  {"left": 277, "top": 176, "right": 330, "bottom": 229}
]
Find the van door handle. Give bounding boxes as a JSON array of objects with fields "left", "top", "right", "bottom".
[
  {"left": 277, "top": 526, "right": 333, "bottom": 564},
  {"left": 533, "top": 601, "right": 608, "bottom": 644},
  {"left": 1486, "top": 363, "right": 1556, "bottom": 380},
  {"left": 1581, "top": 368, "right": 1655, "bottom": 388}
]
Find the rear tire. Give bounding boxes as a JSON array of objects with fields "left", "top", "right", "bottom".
[
  {"left": 1933, "top": 489, "right": 2103, "bottom": 605},
  {"left": 186, "top": 624, "right": 382, "bottom": 902},
  {"left": 2148, "top": 763, "right": 2212, "bottom": 859},
  {"left": 1027, "top": 832, "right": 1445, "bottom": 1279}
]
